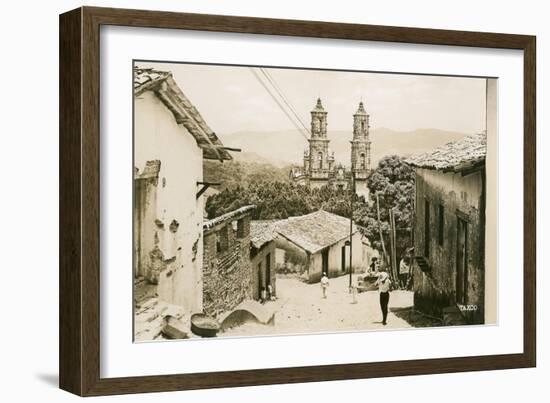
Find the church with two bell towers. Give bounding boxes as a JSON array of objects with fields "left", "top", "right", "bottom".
[{"left": 290, "top": 98, "right": 372, "bottom": 199}]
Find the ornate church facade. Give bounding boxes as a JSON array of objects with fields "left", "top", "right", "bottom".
[{"left": 290, "top": 98, "right": 372, "bottom": 199}]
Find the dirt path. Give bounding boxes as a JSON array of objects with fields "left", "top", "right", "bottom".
[{"left": 223, "top": 274, "right": 415, "bottom": 337}]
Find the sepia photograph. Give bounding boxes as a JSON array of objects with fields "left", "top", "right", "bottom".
[{"left": 133, "top": 61, "right": 496, "bottom": 342}]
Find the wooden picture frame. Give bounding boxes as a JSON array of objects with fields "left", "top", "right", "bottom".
[{"left": 59, "top": 6, "right": 536, "bottom": 396}]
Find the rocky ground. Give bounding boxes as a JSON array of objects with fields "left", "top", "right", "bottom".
[{"left": 134, "top": 277, "right": 193, "bottom": 341}]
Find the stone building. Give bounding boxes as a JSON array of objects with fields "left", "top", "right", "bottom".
[
  {"left": 202, "top": 205, "right": 256, "bottom": 318},
  {"left": 290, "top": 99, "right": 371, "bottom": 198},
  {"left": 273, "top": 210, "right": 368, "bottom": 283},
  {"left": 133, "top": 67, "right": 232, "bottom": 319},
  {"left": 407, "top": 132, "right": 487, "bottom": 324}
]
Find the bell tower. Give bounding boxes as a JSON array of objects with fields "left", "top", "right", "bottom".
[
  {"left": 308, "top": 98, "right": 330, "bottom": 173},
  {"left": 350, "top": 101, "right": 371, "bottom": 199},
  {"left": 350, "top": 101, "right": 371, "bottom": 172}
]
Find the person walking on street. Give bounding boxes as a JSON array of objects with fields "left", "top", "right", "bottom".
[
  {"left": 375, "top": 270, "right": 391, "bottom": 325},
  {"left": 398, "top": 256, "right": 411, "bottom": 289},
  {"left": 321, "top": 272, "right": 329, "bottom": 299}
]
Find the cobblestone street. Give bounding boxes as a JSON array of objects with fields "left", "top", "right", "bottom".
[{"left": 222, "top": 275, "right": 420, "bottom": 337}]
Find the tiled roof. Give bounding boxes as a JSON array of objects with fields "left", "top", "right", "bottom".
[
  {"left": 406, "top": 132, "right": 486, "bottom": 172},
  {"left": 203, "top": 205, "right": 256, "bottom": 232},
  {"left": 275, "top": 210, "right": 356, "bottom": 254},
  {"left": 250, "top": 220, "right": 279, "bottom": 249},
  {"left": 134, "top": 69, "right": 171, "bottom": 95},
  {"left": 134, "top": 67, "right": 232, "bottom": 161}
]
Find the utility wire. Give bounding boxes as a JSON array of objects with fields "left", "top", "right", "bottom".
[
  {"left": 259, "top": 68, "right": 311, "bottom": 136},
  {"left": 249, "top": 67, "right": 310, "bottom": 142}
]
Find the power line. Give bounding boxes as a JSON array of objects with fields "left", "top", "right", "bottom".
[
  {"left": 259, "top": 68, "right": 311, "bottom": 136},
  {"left": 249, "top": 67, "right": 310, "bottom": 142}
]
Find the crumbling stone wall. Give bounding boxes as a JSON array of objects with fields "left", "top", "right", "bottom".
[
  {"left": 203, "top": 217, "right": 253, "bottom": 318},
  {"left": 413, "top": 168, "right": 485, "bottom": 324},
  {"left": 134, "top": 160, "right": 161, "bottom": 282}
]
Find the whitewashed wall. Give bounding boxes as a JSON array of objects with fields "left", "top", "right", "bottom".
[{"left": 134, "top": 91, "right": 204, "bottom": 315}]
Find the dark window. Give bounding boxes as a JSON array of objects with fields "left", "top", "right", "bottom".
[
  {"left": 215, "top": 233, "right": 221, "bottom": 253},
  {"left": 216, "top": 226, "right": 229, "bottom": 253},
  {"left": 424, "top": 200, "right": 430, "bottom": 257},
  {"left": 438, "top": 204, "right": 445, "bottom": 246},
  {"left": 236, "top": 218, "right": 248, "bottom": 238},
  {"left": 360, "top": 153, "right": 366, "bottom": 169}
]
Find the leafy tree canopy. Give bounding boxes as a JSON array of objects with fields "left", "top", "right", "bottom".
[
  {"left": 354, "top": 155, "right": 415, "bottom": 253},
  {"left": 205, "top": 155, "right": 415, "bottom": 257}
]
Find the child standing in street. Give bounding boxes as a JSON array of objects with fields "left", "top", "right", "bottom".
[
  {"left": 321, "top": 272, "right": 329, "bottom": 299},
  {"left": 375, "top": 270, "right": 391, "bottom": 325},
  {"left": 260, "top": 287, "right": 267, "bottom": 304}
]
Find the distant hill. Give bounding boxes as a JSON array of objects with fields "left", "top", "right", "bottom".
[{"left": 217, "top": 128, "right": 469, "bottom": 167}]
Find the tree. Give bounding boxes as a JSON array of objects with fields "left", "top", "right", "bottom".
[
  {"left": 205, "top": 179, "right": 353, "bottom": 220},
  {"left": 354, "top": 155, "right": 415, "bottom": 255},
  {"left": 205, "top": 155, "right": 415, "bottom": 260}
]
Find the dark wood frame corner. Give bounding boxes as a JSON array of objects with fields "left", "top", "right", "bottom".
[{"left": 59, "top": 6, "right": 536, "bottom": 396}]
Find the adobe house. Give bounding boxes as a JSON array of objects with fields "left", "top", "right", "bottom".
[
  {"left": 202, "top": 205, "right": 256, "bottom": 318},
  {"left": 133, "top": 67, "right": 232, "bottom": 317},
  {"left": 250, "top": 221, "right": 279, "bottom": 300},
  {"left": 274, "top": 210, "right": 366, "bottom": 283},
  {"left": 407, "top": 133, "right": 487, "bottom": 324}
]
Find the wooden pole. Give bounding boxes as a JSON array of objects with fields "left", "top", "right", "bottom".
[
  {"left": 349, "top": 172, "right": 354, "bottom": 290},
  {"left": 375, "top": 192, "right": 388, "bottom": 269},
  {"left": 388, "top": 208, "right": 395, "bottom": 280},
  {"left": 390, "top": 208, "right": 398, "bottom": 283}
]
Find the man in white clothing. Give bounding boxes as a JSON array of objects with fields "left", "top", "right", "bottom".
[{"left": 375, "top": 270, "right": 391, "bottom": 325}]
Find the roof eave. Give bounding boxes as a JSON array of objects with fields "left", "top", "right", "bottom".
[
  {"left": 276, "top": 228, "right": 358, "bottom": 255},
  {"left": 412, "top": 158, "right": 485, "bottom": 174},
  {"left": 134, "top": 71, "right": 232, "bottom": 161},
  {"left": 203, "top": 205, "right": 256, "bottom": 233}
]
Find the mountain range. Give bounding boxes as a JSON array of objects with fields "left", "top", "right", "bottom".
[{"left": 216, "top": 128, "right": 470, "bottom": 167}]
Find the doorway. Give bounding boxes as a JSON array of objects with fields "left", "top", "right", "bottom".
[
  {"left": 456, "top": 217, "right": 468, "bottom": 305},
  {"left": 322, "top": 249, "right": 329, "bottom": 276},
  {"left": 265, "top": 253, "right": 271, "bottom": 288},
  {"left": 341, "top": 246, "right": 346, "bottom": 272},
  {"left": 424, "top": 200, "right": 430, "bottom": 257},
  {"left": 257, "top": 262, "right": 263, "bottom": 300}
]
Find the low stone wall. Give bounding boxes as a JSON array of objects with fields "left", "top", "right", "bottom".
[{"left": 203, "top": 217, "right": 253, "bottom": 318}]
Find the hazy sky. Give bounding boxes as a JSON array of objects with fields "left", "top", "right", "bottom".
[{"left": 139, "top": 61, "right": 487, "bottom": 136}]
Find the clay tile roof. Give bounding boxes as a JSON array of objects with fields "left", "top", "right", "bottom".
[
  {"left": 250, "top": 220, "right": 279, "bottom": 249},
  {"left": 134, "top": 66, "right": 232, "bottom": 161},
  {"left": 133, "top": 68, "right": 171, "bottom": 94},
  {"left": 203, "top": 205, "right": 256, "bottom": 232},
  {"left": 275, "top": 210, "right": 357, "bottom": 254},
  {"left": 406, "top": 132, "right": 486, "bottom": 172}
]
